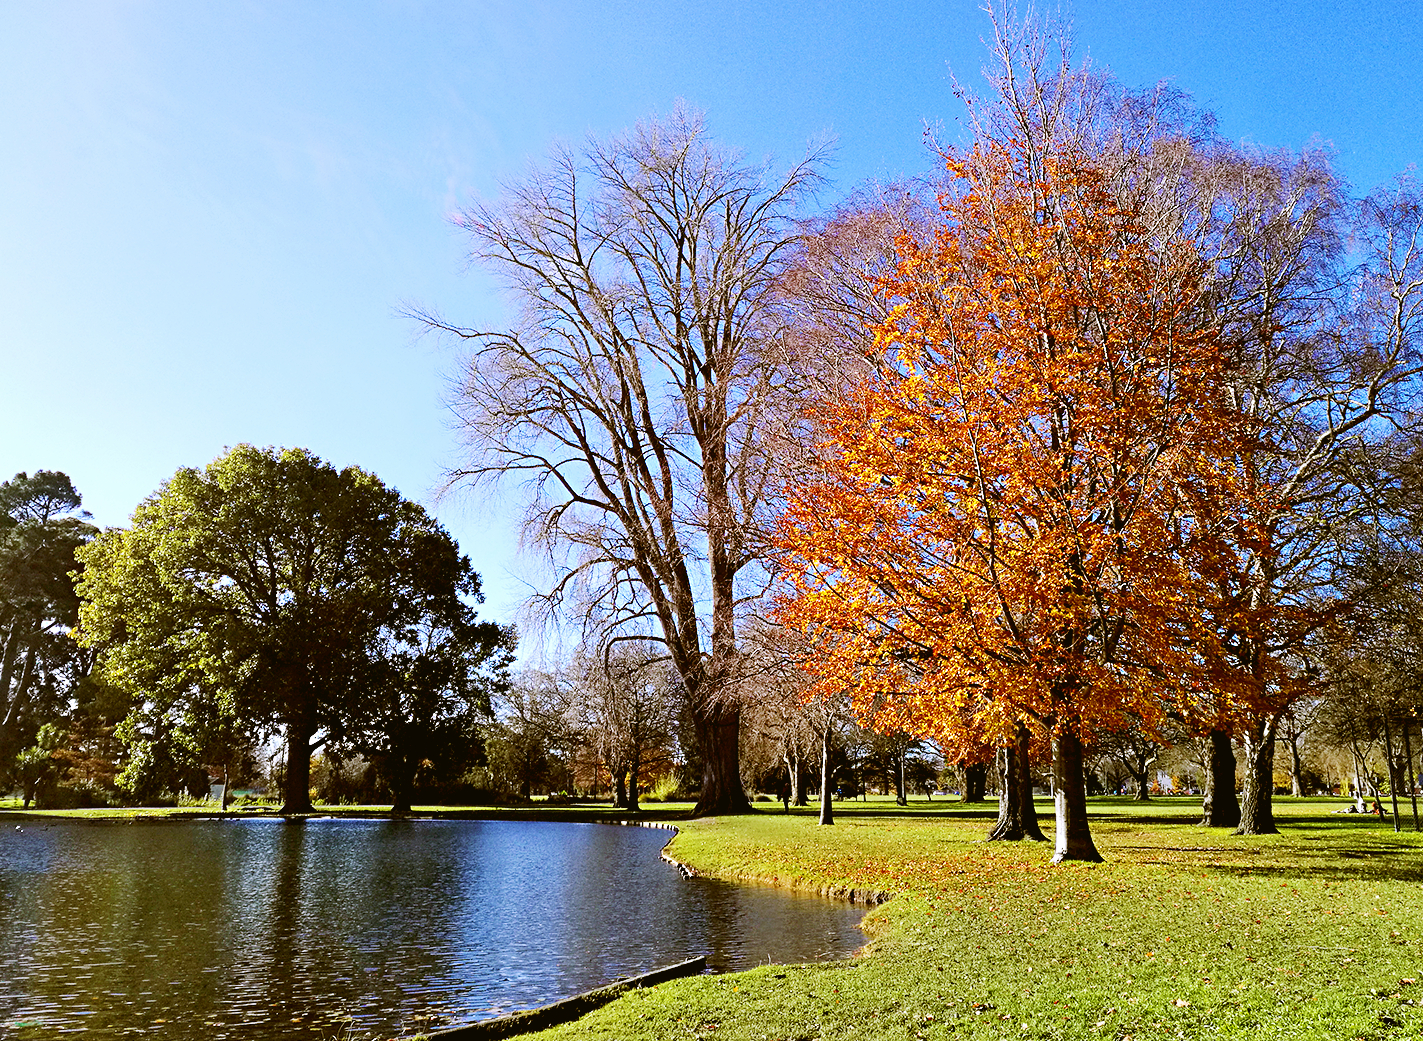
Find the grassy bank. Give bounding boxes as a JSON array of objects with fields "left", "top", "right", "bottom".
[{"left": 519, "top": 796, "right": 1423, "bottom": 1041}]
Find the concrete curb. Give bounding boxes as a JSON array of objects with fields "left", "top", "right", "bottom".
[{"left": 425, "top": 956, "right": 708, "bottom": 1039}]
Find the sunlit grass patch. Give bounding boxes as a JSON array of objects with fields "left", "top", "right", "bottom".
[{"left": 530, "top": 799, "right": 1423, "bottom": 1041}]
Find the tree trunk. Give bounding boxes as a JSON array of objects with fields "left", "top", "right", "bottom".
[
  {"left": 612, "top": 766, "right": 628, "bottom": 809},
  {"left": 1201, "top": 729, "right": 1240, "bottom": 828},
  {"left": 963, "top": 761, "right": 987, "bottom": 803},
  {"left": 988, "top": 724, "right": 1046, "bottom": 841},
  {"left": 1382, "top": 712, "right": 1401, "bottom": 833},
  {"left": 0, "top": 637, "right": 39, "bottom": 750},
  {"left": 628, "top": 750, "right": 641, "bottom": 814},
  {"left": 818, "top": 726, "right": 834, "bottom": 826},
  {"left": 1017, "top": 725, "right": 1046, "bottom": 841},
  {"left": 1051, "top": 729, "right": 1102, "bottom": 863},
  {"left": 1403, "top": 720, "right": 1420, "bottom": 832},
  {"left": 692, "top": 701, "right": 751, "bottom": 816},
  {"left": 1236, "top": 719, "right": 1279, "bottom": 836},
  {"left": 988, "top": 742, "right": 1024, "bottom": 840},
  {"left": 1287, "top": 733, "right": 1304, "bottom": 797},
  {"left": 895, "top": 749, "right": 907, "bottom": 806},
  {"left": 390, "top": 756, "right": 415, "bottom": 816},
  {"left": 786, "top": 749, "right": 806, "bottom": 807},
  {"left": 1133, "top": 764, "right": 1151, "bottom": 800},
  {"left": 281, "top": 712, "right": 316, "bottom": 815}
]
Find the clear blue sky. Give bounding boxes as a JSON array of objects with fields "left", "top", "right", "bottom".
[{"left": 3, "top": 0, "right": 1421, "bottom": 633}]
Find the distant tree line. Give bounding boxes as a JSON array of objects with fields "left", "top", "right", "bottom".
[{"left": 2, "top": 458, "right": 1418, "bottom": 820}]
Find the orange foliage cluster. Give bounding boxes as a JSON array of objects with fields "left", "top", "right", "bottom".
[{"left": 775, "top": 137, "right": 1271, "bottom": 754}]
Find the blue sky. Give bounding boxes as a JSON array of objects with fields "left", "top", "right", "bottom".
[{"left": 3, "top": 1, "right": 1421, "bottom": 636}]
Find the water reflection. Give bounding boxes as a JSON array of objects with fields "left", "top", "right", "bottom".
[{"left": 0, "top": 818, "right": 865, "bottom": 1039}]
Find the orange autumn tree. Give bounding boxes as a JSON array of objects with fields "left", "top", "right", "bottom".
[{"left": 775, "top": 137, "right": 1262, "bottom": 863}]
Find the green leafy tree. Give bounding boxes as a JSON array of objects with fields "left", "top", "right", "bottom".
[
  {"left": 1, "top": 471, "right": 97, "bottom": 783},
  {"left": 13, "top": 722, "right": 65, "bottom": 807},
  {"left": 75, "top": 445, "right": 512, "bottom": 813},
  {"left": 358, "top": 551, "right": 514, "bottom": 814},
  {"left": 485, "top": 671, "right": 574, "bottom": 800}
]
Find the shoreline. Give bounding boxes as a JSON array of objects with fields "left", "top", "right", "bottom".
[
  {"left": 0, "top": 803, "right": 697, "bottom": 825},
  {"left": 11, "top": 798, "right": 1417, "bottom": 1039}
]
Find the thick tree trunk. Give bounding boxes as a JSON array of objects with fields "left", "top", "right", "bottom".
[
  {"left": 1051, "top": 729, "right": 1102, "bottom": 863},
  {"left": 988, "top": 743, "right": 1025, "bottom": 840},
  {"left": 1133, "top": 765, "right": 1151, "bottom": 800},
  {"left": 818, "top": 727, "right": 834, "bottom": 826},
  {"left": 281, "top": 713, "right": 316, "bottom": 815},
  {"left": 1236, "top": 719, "right": 1279, "bottom": 836},
  {"left": 1018, "top": 725, "right": 1046, "bottom": 841},
  {"left": 692, "top": 702, "right": 751, "bottom": 816},
  {"left": 988, "top": 724, "right": 1046, "bottom": 841},
  {"left": 390, "top": 756, "right": 415, "bottom": 816},
  {"left": 1201, "top": 729, "right": 1240, "bottom": 828},
  {"left": 612, "top": 766, "right": 628, "bottom": 809},
  {"left": 963, "top": 761, "right": 987, "bottom": 803}
]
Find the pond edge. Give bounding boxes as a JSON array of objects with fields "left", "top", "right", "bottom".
[{"left": 424, "top": 955, "right": 708, "bottom": 1040}]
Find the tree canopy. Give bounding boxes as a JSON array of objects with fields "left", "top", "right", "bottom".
[
  {"left": 774, "top": 135, "right": 1264, "bottom": 862},
  {"left": 1, "top": 471, "right": 97, "bottom": 784},
  {"left": 75, "top": 445, "right": 513, "bottom": 813}
]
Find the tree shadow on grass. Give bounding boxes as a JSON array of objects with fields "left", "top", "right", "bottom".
[
  {"left": 777, "top": 805, "right": 1001, "bottom": 821},
  {"left": 1106, "top": 830, "right": 1423, "bottom": 883}
]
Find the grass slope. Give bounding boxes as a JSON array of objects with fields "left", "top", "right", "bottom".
[{"left": 523, "top": 796, "right": 1423, "bottom": 1041}]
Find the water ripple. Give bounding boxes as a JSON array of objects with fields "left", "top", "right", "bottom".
[{"left": 0, "top": 818, "right": 864, "bottom": 1040}]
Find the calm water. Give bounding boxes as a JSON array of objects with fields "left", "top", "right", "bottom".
[{"left": 0, "top": 818, "right": 865, "bottom": 1039}]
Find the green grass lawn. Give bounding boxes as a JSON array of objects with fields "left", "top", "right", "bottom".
[{"left": 518, "top": 795, "right": 1423, "bottom": 1041}]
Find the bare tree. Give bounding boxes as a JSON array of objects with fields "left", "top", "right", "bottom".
[
  {"left": 572, "top": 643, "right": 680, "bottom": 813},
  {"left": 737, "top": 638, "right": 818, "bottom": 810},
  {"left": 1198, "top": 171, "right": 1423, "bottom": 835},
  {"left": 1094, "top": 716, "right": 1181, "bottom": 800},
  {"left": 418, "top": 108, "right": 825, "bottom": 815}
]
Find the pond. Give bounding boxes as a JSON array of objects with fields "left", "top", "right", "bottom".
[{"left": 0, "top": 817, "right": 867, "bottom": 1039}]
